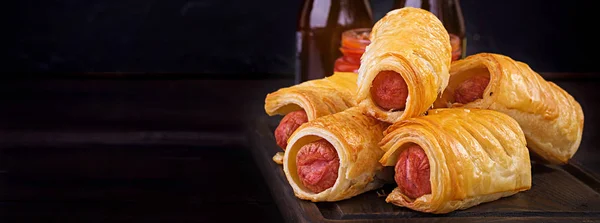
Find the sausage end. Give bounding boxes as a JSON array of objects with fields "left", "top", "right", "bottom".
[
  {"left": 296, "top": 139, "right": 340, "bottom": 193},
  {"left": 274, "top": 110, "right": 308, "bottom": 150},
  {"left": 454, "top": 76, "right": 490, "bottom": 104},
  {"left": 394, "top": 144, "right": 431, "bottom": 199},
  {"left": 370, "top": 71, "right": 408, "bottom": 111}
]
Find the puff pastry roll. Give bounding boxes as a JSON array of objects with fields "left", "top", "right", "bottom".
[
  {"left": 433, "top": 53, "right": 584, "bottom": 164},
  {"left": 265, "top": 72, "right": 358, "bottom": 150},
  {"left": 356, "top": 7, "right": 451, "bottom": 123},
  {"left": 379, "top": 108, "right": 532, "bottom": 214},
  {"left": 282, "top": 107, "right": 390, "bottom": 202}
]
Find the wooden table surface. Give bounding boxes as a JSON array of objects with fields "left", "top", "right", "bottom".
[
  {"left": 0, "top": 78, "right": 287, "bottom": 222},
  {"left": 0, "top": 73, "right": 598, "bottom": 222}
]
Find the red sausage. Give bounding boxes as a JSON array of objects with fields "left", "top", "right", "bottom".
[
  {"left": 454, "top": 76, "right": 490, "bottom": 104},
  {"left": 275, "top": 110, "right": 308, "bottom": 150},
  {"left": 370, "top": 71, "right": 408, "bottom": 111},
  {"left": 296, "top": 139, "right": 340, "bottom": 193},
  {"left": 394, "top": 144, "right": 431, "bottom": 199}
]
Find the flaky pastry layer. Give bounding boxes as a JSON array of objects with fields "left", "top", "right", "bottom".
[
  {"left": 265, "top": 72, "right": 357, "bottom": 120},
  {"left": 380, "top": 108, "right": 532, "bottom": 214},
  {"left": 434, "top": 53, "right": 584, "bottom": 164},
  {"left": 356, "top": 7, "right": 451, "bottom": 123},
  {"left": 283, "top": 108, "right": 390, "bottom": 202}
]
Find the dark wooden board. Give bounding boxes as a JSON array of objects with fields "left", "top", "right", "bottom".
[
  {"left": 249, "top": 112, "right": 600, "bottom": 222},
  {"left": 555, "top": 80, "right": 600, "bottom": 183}
]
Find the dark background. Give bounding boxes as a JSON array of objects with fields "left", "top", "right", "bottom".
[
  {"left": 4, "top": 1, "right": 600, "bottom": 222},
  {"left": 10, "top": 0, "right": 600, "bottom": 74}
]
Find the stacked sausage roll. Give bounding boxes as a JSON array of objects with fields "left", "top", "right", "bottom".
[
  {"left": 265, "top": 72, "right": 392, "bottom": 201},
  {"left": 265, "top": 71, "right": 358, "bottom": 163},
  {"left": 433, "top": 53, "right": 584, "bottom": 164},
  {"left": 282, "top": 107, "right": 390, "bottom": 201},
  {"left": 356, "top": 7, "right": 452, "bottom": 123},
  {"left": 262, "top": 6, "right": 583, "bottom": 214},
  {"left": 379, "top": 109, "right": 531, "bottom": 213}
]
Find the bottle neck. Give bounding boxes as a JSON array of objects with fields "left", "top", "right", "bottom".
[
  {"left": 344, "top": 0, "right": 373, "bottom": 21},
  {"left": 393, "top": 0, "right": 440, "bottom": 17},
  {"left": 334, "top": 0, "right": 374, "bottom": 26},
  {"left": 299, "top": 0, "right": 373, "bottom": 29}
]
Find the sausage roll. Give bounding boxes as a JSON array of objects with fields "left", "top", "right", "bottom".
[
  {"left": 433, "top": 53, "right": 584, "bottom": 164},
  {"left": 265, "top": 72, "right": 358, "bottom": 150},
  {"left": 379, "top": 108, "right": 532, "bottom": 214},
  {"left": 356, "top": 7, "right": 451, "bottom": 123},
  {"left": 282, "top": 107, "right": 390, "bottom": 202}
]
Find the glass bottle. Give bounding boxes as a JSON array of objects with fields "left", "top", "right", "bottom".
[
  {"left": 296, "top": 0, "right": 374, "bottom": 83},
  {"left": 393, "top": 0, "right": 466, "bottom": 61},
  {"left": 333, "top": 28, "right": 371, "bottom": 73}
]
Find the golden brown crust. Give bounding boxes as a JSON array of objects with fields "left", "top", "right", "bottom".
[
  {"left": 380, "top": 108, "right": 531, "bottom": 214},
  {"left": 265, "top": 72, "right": 357, "bottom": 120},
  {"left": 356, "top": 7, "right": 452, "bottom": 123},
  {"left": 282, "top": 107, "right": 389, "bottom": 202},
  {"left": 433, "top": 53, "right": 584, "bottom": 164}
]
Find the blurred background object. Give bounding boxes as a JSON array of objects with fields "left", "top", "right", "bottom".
[
  {"left": 299, "top": 0, "right": 466, "bottom": 83},
  {"left": 332, "top": 28, "right": 371, "bottom": 75},
  {"left": 296, "top": 0, "right": 373, "bottom": 83},
  {"left": 9, "top": 0, "right": 599, "bottom": 75}
]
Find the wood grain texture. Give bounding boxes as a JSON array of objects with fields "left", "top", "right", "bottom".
[
  {"left": 0, "top": 144, "right": 284, "bottom": 222},
  {"left": 0, "top": 79, "right": 297, "bottom": 222}
]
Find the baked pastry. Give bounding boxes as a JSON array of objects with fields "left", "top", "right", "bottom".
[
  {"left": 282, "top": 107, "right": 390, "bottom": 202},
  {"left": 433, "top": 53, "right": 584, "bottom": 164},
  {"left": 356, "top": 7, "right": 451, "bottom": 123},
  {"left": 265, "top": 72, "right": 358, "bottom": 151},
  {"left": 379, "top": 108, "right": 532, "bottom": 214}
]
